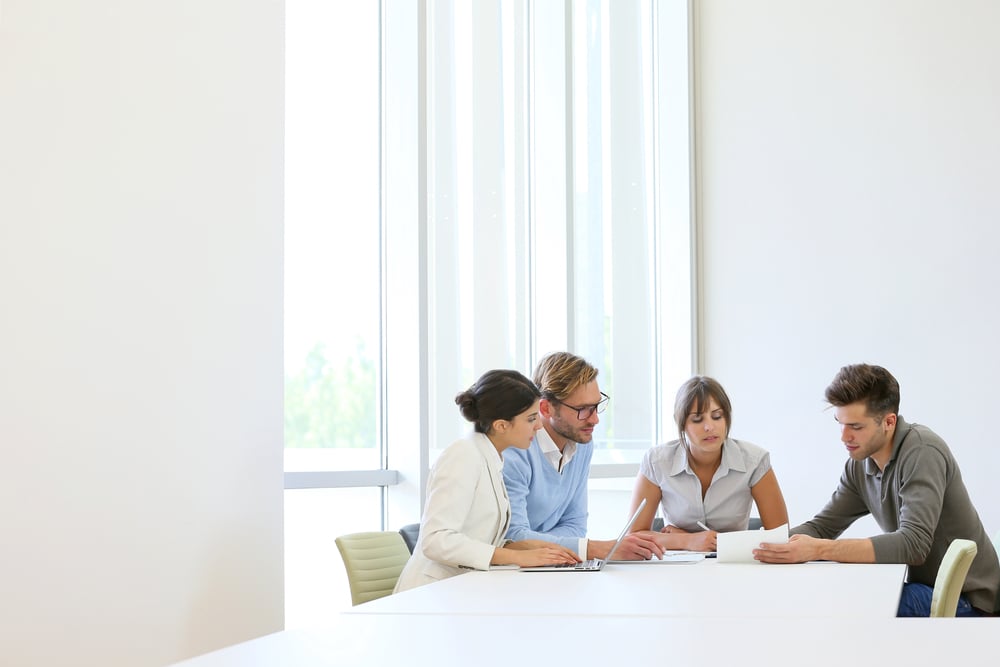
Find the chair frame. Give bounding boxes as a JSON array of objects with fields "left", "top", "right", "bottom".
[{"left": 929, "top": 538, "right": 978, "bottom": 617}]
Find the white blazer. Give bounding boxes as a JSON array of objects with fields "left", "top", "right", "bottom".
[{"left": 394, "top": 432, "right": 510, "bottom": 593}]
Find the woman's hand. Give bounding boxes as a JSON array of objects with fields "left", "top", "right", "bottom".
[
  {"left": 510, "top": 546, "right": 581, "bottom": 568},
  {"left": 686, "top": 529, "right": 717, "bottom": 552},
  {"left": 493, "top": 540, "right": 580, "bottom": 567}
]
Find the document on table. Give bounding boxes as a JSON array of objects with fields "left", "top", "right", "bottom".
[
  {"left": 609, "top": 551, "right": 706, "bottom": 564},
  {"left": 717, "top": 523, "right": 789, "bottom": 563}
]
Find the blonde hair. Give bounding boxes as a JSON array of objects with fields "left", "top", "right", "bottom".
[{"left": 533, "top": 352, "right": 598, "bottom": 401}]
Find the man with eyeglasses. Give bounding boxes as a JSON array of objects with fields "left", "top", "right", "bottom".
[{"left": 502, "top": 352, "right": 664, "bottom": 561}]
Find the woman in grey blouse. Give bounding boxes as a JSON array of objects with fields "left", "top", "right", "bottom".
[{"left": 627, "top": 376, "right": 788, "bottom": 552}]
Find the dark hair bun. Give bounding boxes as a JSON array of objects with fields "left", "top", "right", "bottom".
[
  {"left": 453, "top": 369, "right": 541, "bottom": 434},
  {"left": 455, "top": 390, "right": 479, "bottom": 423}
]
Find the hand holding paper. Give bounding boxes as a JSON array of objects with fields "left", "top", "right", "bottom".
[{"left": 717, "top": 523, "right": 789, "bottom": 563}]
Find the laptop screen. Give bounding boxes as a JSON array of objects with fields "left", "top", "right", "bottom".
[{"left": 603, "top": 497, "right": 647, "bottom": 561}]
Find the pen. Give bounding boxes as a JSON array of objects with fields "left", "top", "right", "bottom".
[{"left": 697, "top": 521, "right": 710, "bottom": 531}]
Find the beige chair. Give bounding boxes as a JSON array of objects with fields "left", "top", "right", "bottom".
[
  {"left": 929, "top": 538, "right": 978, "bottom": 617},
  {"left": 335, "top": 531, "right": 411, "bottom": 606}
]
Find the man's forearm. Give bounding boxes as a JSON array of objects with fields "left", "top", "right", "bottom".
[{"left": 817, "top": 537, "right": 876, "bottom": 563}]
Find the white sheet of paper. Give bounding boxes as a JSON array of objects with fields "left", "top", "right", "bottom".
[
  {"left": 716, "top": 523, "right": 789, "bottom": 563},
  {"left": 609, "top": 551, "right": 705, "bottom": 564}
]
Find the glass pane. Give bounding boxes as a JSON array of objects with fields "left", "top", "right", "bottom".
[
  {"left": 426, "top": 1, "right": 529, "bottom": 462},
  {"left": 572, "top": 0, "right": 655, "bottom": 465},
  {"left": 284, "top": 0, "right": 381, "bottom": 472},
  {"left": 588, "top": 478, "right": 639, "bottom": 535},
  {"left": 284, "top": 487, "right": 384, "bottom": 627}
]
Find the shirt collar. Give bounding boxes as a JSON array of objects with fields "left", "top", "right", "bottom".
[
  {"left": 473, "top": 431, "right": 503, "bottom": 465},
  {"left": 720, "top": 437, "right": 746, "bottom": 473},
  {"left": 536, "top": 427, "right": 578, "bottom": 473},
  {"left": 669, "top": 437, "right": 742, "bottom": 476},
  {"left": 864, "top": 415, "right": 909, "bottom": 476}
]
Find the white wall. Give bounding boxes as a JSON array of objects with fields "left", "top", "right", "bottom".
[
  {"left": 0, "top": 2, "right": 284, "bottom": 665},
  {"left": 695, "top": 0, "right": 1000, "bottom": 536}
]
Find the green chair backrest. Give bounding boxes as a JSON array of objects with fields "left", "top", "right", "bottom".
[
  {"left": 335, "top": 531, "right": 411, "bottom": 606},
  {"left": 929, "top": 538, "right": 978, "bottom": 617}
]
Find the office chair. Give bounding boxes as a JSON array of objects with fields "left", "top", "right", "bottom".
[
  {"left": 399, "top": 523, "right": 420, "bottom": 554},
  {"left": 929, "top": 538, "right": 978, "bottom": 617},
  {"left": 335, "top": 531, "right": 411, "bottom": 606}
]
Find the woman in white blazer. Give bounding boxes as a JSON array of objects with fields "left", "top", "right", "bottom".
[{"left": 394, "top": 369, "right": 580, "bottom": 593}]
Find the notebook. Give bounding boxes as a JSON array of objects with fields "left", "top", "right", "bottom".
[{"left": 520, "top": 498, "right": 646, "bottom": 572}]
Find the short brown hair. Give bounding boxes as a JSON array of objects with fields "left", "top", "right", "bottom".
[
  {"left": 532, "top": 352, "right": 598, "bottom": 402},
  {"left": 825, "top": 364, "right": 900, "bottom": 420},
  {"left": 673, "top": 376, "right": 732, "bottom": 440}
]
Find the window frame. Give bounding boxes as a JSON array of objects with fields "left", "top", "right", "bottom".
[{"left": 283, "top": 0, "right": 697, "bottom": 528}]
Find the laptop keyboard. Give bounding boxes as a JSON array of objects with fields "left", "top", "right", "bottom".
[{"left": 550, "top": 559, "right": 601, "bottom": 569}]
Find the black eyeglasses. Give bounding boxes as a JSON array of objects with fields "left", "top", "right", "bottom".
[{"left": 554, "top": 392, "right": 610, "bottom": 420}]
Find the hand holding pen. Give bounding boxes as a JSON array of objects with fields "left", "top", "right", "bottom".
[{"left": 693, "top": 520, "right": 718, "bottom": 553}]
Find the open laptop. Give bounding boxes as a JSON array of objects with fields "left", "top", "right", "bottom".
[{"left": 520, "top": 498, "right": 646, "bottom": 572}]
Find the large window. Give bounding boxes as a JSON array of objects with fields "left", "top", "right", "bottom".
[
  {"left": 425, "top": 0, "right": 694, "bottom": 472},
  {"left": 284, "top": 0, "right": 382, "bottom": 473},
  {"left": 284, "top": 0, "right": 384, "bottom": 626},
  {"left": 284, "top": 0, "right": 694, "bottom": 623}
]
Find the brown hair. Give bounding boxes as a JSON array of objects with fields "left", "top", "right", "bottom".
[
  {"left": 825, "top": 364, "right": 900, "bottom": 420},
  {"left": 673, "top": 376, "right": 732, "bottom": 440},
  {"left": 532, "top": 352, "right": 599, "bottom": 402}
]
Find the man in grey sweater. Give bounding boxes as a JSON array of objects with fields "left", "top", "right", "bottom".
[{"left": 753, "top": 363, "right": 999, "bottom": 616}]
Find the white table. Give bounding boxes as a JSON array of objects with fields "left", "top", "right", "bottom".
[
  {"left": 348, "top": 559, "right": 907, "bottom": 618},
  {"left": 172, "top": 613, "right": 996, "bottom": 667}
]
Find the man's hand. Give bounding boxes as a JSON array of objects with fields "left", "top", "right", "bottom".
[
  {"left": 612, "top": 533, "right": 665, "bottom": 560},
  {"left": 753, "top": 534, "right": 822, "bottom": 563},
  {"left": 589, "top": 533, "right": 664, "bottom": 560}
]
